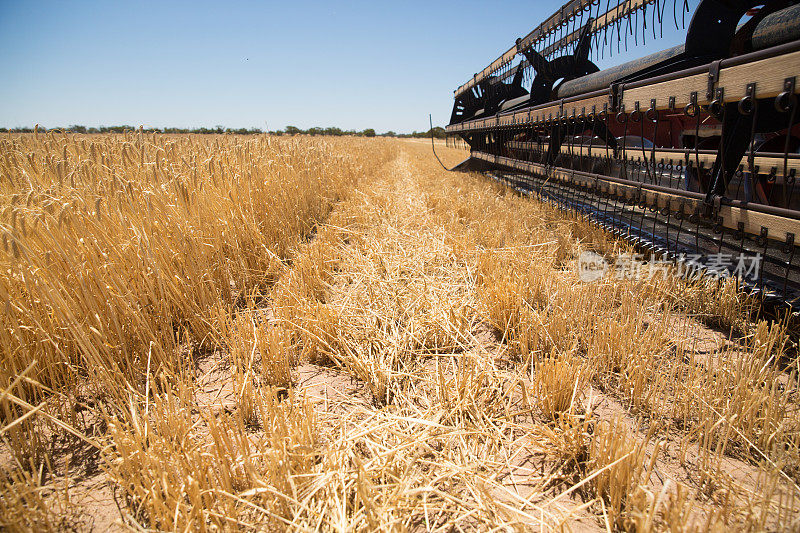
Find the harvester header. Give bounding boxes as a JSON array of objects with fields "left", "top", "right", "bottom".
[{"left": 445, "top": 0, "right": 800, "bottom": 305}]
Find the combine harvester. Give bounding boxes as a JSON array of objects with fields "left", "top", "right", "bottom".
[{"left": 444, "top": 0, "right": 800, "bottom": 306}]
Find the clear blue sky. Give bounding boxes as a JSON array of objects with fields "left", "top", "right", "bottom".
[{"left": 0, "top": 1, "right": 696, "bottom": 133}]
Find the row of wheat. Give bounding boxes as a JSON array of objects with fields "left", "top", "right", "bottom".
[{"left": 0, "top": 132, "right": 395, "bottom": 528}]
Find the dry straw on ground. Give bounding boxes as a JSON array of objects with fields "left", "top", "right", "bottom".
[{"left": 1, "top": 133, "right": 799, "bottom": 531}]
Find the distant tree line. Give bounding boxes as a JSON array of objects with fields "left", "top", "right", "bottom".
[
  {"left": 397, "top": 127, "right": 446, "bottom": 139},
  {"left": 0, "top": 125, "right": 447, "bottom": 138}
]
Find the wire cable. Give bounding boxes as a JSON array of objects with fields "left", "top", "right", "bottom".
[{"left": 429, "top": 114, "right": 451, "bottom": 171}]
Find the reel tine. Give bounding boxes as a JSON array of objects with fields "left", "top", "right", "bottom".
[
  {"left": 608, "top": 0, "right": 620, "bottom": 57},
  {"left": 641, "top": 1, "right": 646, "bottom": 47},
  {"left": 616, "top": 5, "right": 622, "bottom": 56},
  {"left": 603, "top": 0, "right": 611, "bottom": 59},
  {"left": 554, "top": 15, "right": 560, "bottom": 59},
  {"left": 652, "top": 0, "right": 657, "bottom": 40},
  {"left": 682, "top": 0, "right": 688, "bottom": 28},
  {"left": 626, "top": 0, "right": 634, "bottom": 52},
  {"left": 656, "top": 1, "right": 665, "bottom": 41},
  {"left": 743, "top": 89, "right": 759, "bottom": 204},
  {"left": 592, "top": 0, "right": 602, "bottom": 62},
  {"left": 672, "top": 0, "right": 679, "bottom": 31},
  {"left": 622, "top": 0, "right": 627, "bottom": 53},
  {"left": 636, "top": 2, "right": 647, "bottom": 46}
]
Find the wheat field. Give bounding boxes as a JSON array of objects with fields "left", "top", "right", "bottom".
[{"left": 1, "top": 132, "right": 799, "bottom": 531}]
